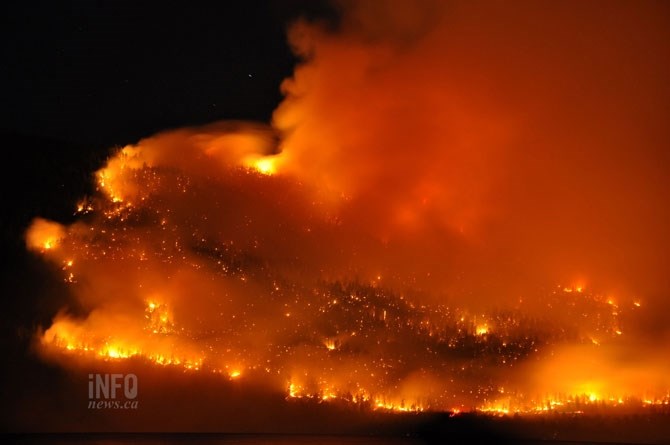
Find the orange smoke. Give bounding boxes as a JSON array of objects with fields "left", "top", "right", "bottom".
[
  {"left": 271, "top": 0, "right": 670, "bottom": 301},
  {"left": 26, "top": 218, "right": 66, "bottom": 252},
  {"left": 26, "top": 0, "right": 670, "bottom": 414}
]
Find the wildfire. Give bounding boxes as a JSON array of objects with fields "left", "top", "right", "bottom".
[
  {"left": 24, "top": 5, "right": 670, "bottom": 416},
  {"left": 38, "top": 267, "right": 670, "bottom": 416},
  {"left": 253, "top": 158, "right": 276, "bottom": 175},
  {"left": 25, "top": 218, "right": 65, "bottom": 252},
  {"left": 101, "top": 344, "right": 137, "bottom": 359},
  {"left": 563, "top": 285, "right": 584, "bottom": 294},
  {"left": 35, "top": 182, "right": 669, "bottom": 416},
  {"left": 288, "top": 382, "right": 300, "bottom": 398},
  {"left": 145, "top": 300, "right": 174, "bottom": 334},
  {"left": 244, "top": 155, "right": 278, "bottom": 176}
]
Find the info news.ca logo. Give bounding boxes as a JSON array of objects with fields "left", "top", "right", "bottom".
[{"left": 88, "top": 373, "right": 139, "bottom": 409}]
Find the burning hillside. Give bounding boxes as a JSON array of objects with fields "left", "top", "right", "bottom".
[{"left": 25, "top": 0, "right": 670, "bottom": 419}]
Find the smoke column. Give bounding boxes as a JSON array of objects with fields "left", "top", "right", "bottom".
[{"left": 27, "top": 0, "right": 670, "bottom": 412}]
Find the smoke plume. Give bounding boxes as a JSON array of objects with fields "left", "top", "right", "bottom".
[{"left": 26, "top": 0, "right": 670, "bottom": 413}]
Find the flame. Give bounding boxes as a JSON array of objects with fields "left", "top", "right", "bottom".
[
  {"left": 25, "top": 0, "right": 670, "bottom": 419},
  {"left": 33, "top": 171, "right": 670, "bottom": 414},
  {"left": 25, "top": 218, "right": 65, "bottom": 252},
  {"left": 288, "top": 382, "right": 300, "bottom": 398},
  {"left": 247, "top": 156, "right": 278, "bottom": 176}
]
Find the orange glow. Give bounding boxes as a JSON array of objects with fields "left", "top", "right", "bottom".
[
  {"left": 27, "top": 0, "right": 670, "bottom": 419},
  {"left": 247, "top": 156, "right": 277, "bottom": 175},
  {"left": 25, "top": 218, "right": 65, "bottom": 252}
]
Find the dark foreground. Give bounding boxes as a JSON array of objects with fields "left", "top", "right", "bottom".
[{"left": 3, "top": 433, "right": 668, "bottom": 445}]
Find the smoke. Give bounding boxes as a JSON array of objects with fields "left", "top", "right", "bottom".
[
  {"left": 274, "top": 0, "right": 670, "bottom": 303},
  {"left": 25, "top": 0, "right": 670, "bottom": 414},
  {"left": 530, "top": 342, "right": 670, "bottom": 399}
]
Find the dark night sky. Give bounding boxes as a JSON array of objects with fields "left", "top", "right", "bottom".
[
  {"left": 2, "top": 1, "right": 670, "bottom": 438},
  {"left": 0, "top": 0, "right": 338, "bottom": 247},
  {"left": 0, "top": 1, "right": 335, "bottom": 146},
  {"left": 0, "top": 2, "right": 331, "bottom": 427}
]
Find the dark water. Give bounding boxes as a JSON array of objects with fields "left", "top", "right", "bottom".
[
  {"left": 4, "top": 434, "right": 631, "bottom": 445},
  {"left": 6, "top": 435, "right": 422, "bottom": 445}
]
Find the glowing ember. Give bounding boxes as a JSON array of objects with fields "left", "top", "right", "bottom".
[
  {"left": 36, "top": 205, "right": 667, "bottom": 415},
  {"left": 25, "top": 218, "right": 65, "bottom": 252},
  {"left": 251, "top": 157, "right": 277, "bottom": 175},
  {"left": 34, "top": 157, "right": 669, "bottom": 412},
  {"left": 24, "top": 0, "right": 670, "bottom": 420}
]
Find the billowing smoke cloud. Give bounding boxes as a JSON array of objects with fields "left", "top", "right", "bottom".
[
  {"left": 274, "top": 0, "right": 670, "bottom": 304},
  {"left": 26, "top": 0, "right": 670, "bottom": 413}
]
